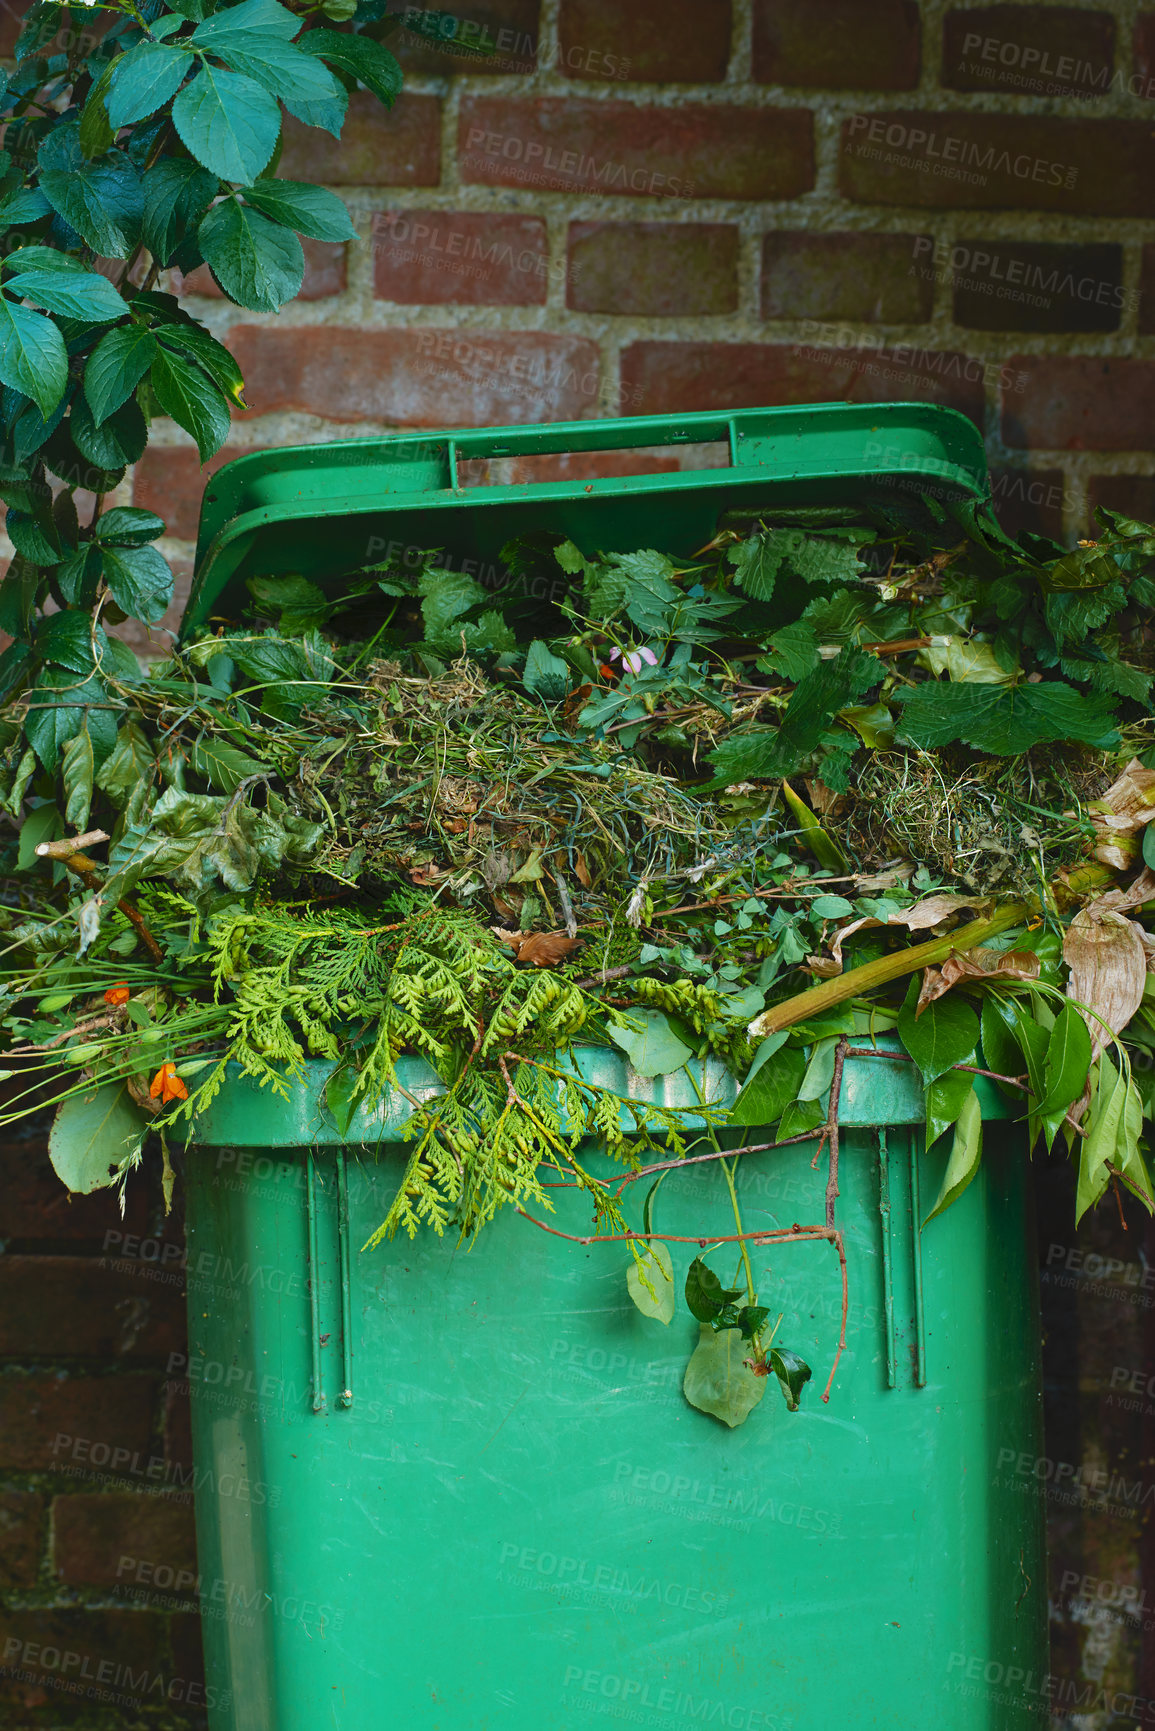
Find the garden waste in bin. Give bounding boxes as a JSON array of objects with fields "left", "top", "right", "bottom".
[{"left": 177, "top": 404, "right": 1047, "bottom": 1729}]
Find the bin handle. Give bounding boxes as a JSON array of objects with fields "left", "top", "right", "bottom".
[{"left": 444, "top": 413, "right": 739, "bottom": 486}]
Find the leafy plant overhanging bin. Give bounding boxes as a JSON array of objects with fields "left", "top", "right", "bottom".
[{"left": 9, "top": 397, "right": 1155, "bottom": 1721}]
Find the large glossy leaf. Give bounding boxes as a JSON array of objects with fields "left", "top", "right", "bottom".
[
  {"left": 25, "top": 670, "right": 119, "bottom": 770},
  {"left": 768, "top": 1345, "right": 811, "bottom": 1411},
  {"left": 729, "top": 1043, "right": 804, "bottom": 1128},
  {"left": 95, "top": 507, "right": 167, "bottom": 548},
  {"left": 48, "top": 1082, "right": 148, "bottom": 1193},
  {"left": 684, "top": 1256, "right": 741, "bottom": 1324},
  {"left": 191, "top": 0, "right": 300, "bottom": 47},
  {"left": 925, "top": 1084, "right": 983, "bottom": 1223},
  {"left": 212, "top": 38, "right": 347, "bottom": 135},
  {"left": 0, "top": 297, "right": 67, "bottom": 418},
  {"left": 683, "top": 1325, "right": 766, "bottom": 1428},
  {"left": 142, "top": 159, "right": 221, "bottom": 267},
  {"left": 300, "top": 27, "right": 403, "bottom": 106},
  {"left": 84, "top": 324, "right": 158, "bottom": 425},
  {"left": 924, "top": 1065, "right": 975, "bottom": 1152},
  {"left": 156, "top": 321, "right": 247, "bottom": 406},
  {"left": 626, "top": 1242, "right": 675, "bottom": 1324},
  {"left": 896, "top": 978, "right": 980, "bottom": 1088},
  {"left": 3, "top": 264, "right": 128, "bottom": 323},
  {"left": 107, "top": 40, "right": 193, "bottom": 128},
  {"left": 197, "top": 198, "right": 304, "bottom": 311},
  {"left": 71, "top": 394, "right": 148, "bottom": 469},
  {"left": 1076, "top": 1055, "right": 1128, "bottom": 1223},
  {"left": 896, "top": 679, "right": 1120, "bottom": 755},
  {"left": 101, "top": 544, "right": 174, "bottom": 625},
  {"left": 240, "top": 178, "right": 355, "bottom": 241},
  {"left": 607, "top": 1009, "right": 692, "bottom": 1078},
  {"left": 37, "top": 126, "right": 142, "bottom": 259},
  {"left": 1037, "top": 1000, "right": 1093, "bottom": 1151},
  {"left": 148, "top": 344, "right": 231, "bottom": 462},
  {"left": 172, "top": 64, "right": 281, "bottom": 184},
  {"left": 61, "top": 723, "right": 93, "bottom": 830}
]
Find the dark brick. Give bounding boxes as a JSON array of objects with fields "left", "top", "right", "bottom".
[
  {"left": 0, "top": 1, "right": 110, "bottom": 62},
  {"left": 567, "top": 222, "right": 738, "bottom": 316},
  {"left": 1002, "top": 358, "right": 1155, "bottom": 451},
  {"left": 753, "top": 0, "right": 920, "bottom": 88},
  {"left": 0, "top": 1608, "right": 173, "bottom": 1709},
  {"left": 229, "top": 326, "right": 603, "bottom": 426},
  {"left": 0, "top": 1491, "right": 43, "bottom": 1587},
  {"left": 174, "top": 236, "right": 346, "bottom": 301},
  {"left": 459, "top": 97, "right": 814, "bottom": 202},
  {"left": 132, "top": 445, "right": 261, "bottom": 543},
  {"left": 1087, "top": 474, "right": 1155, "bottom": 526},
  {"left": 53, "top": 1493, "right": 196, "bottom": 1588},
  {"left": 0, "top": 1123, "right": 149, "bottom": 1242},
  {"left": 393, "top": 0, "right": 539, "bottom": 75},
  {"left": 761, "top": 230, "right": 932, "bottom": 323},
  {"left": 840, "top": 113, "right": 1155, "bottom": 218},
  {"left": 170, "top": 1614, "right": 206, "bottom": 1698},
  {"left": 620, "top": 339, "right": 987, "bottom": 423},
  {"left": 1137, "top": 243, "right": 1155, "bottom": 334},
  {"left": 943, "top": 6, "right": 1116, "bottom": 98},
  {"left": 950, "top": 240, "right": 1123, "bottom": 333},
  {"left": 0, "top": 1374, "right": 157, "bottom": 1470},
  {"left": 0, "top": 1257, "right": 185, "bottom": 1360},
  {"left": 372, "top": 209, "right": 548, "bottom": 305},
  {"left": 280, "top": 91, "right": 441, "bottom": 187},
  {"left": 1135, "top": 13, "right": 1155, "bottom": 90},
  {"left": 558, "top": 0, "right": 731, "bottom": 82},
  {"left": 989, "top": 467, "right": 1066, "bottom": 541},
  {"left": 163, "top": 1378, "right": 194, "bottom": 1473}
]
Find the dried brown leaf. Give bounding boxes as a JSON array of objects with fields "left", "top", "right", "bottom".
[
  {"left": 492, "top": 928, "right": 583, "bottom": 968},
  {"left": 916, "top": 947, "right": 1040, "bottom": 1014},
  {"left": 1063, "top": 908, "right": 1147, "bottom": 1056},
  {"left": 889, "top": 892, "right": 989, "bottom": 932},
  {"left": 1091, "top": 868, "right": 1155, "bottom": 918},
  {"left": 574, "top": 853, "right": 592, "bottom": 890},
  {"left": 1092, "top": 758, "right": 1155, "bottom": 832}
]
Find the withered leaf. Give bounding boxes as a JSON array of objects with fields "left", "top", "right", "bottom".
[
  {"left": 1091, "top": 758, "right": 1155, "bottom": 833},
  {"left": 491, "top": 928, "right": 583, "bottom": 967},
  {"left": 1063, "top": 908, "right": 1147, "bottom": 1056},
  {"left": 890, "top": 892, "right": 989, "bottom": 932},
  {"left": 573, "top": 852, "right": 592, "bottom": 890},
  {"left": 916, "top": 947, "right": 1040, "bottom": 1015}
]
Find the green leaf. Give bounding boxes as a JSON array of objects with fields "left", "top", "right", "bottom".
[
  {"left": 25, "top": 671, "right": 118, "bottom": 770},
  {"left": 149, "top": 344, "right": 231, "bottom": 462},
  {"left": 48, "top": 1082, "right": 147, "bottom": 1193},
  {"left": 240, "top": 177, "right": 354, "bottom": 242},
  {"left": 896, "top": 680, "right": 1120, "bottom": 755},
  {"left": 16, "top": 801, "right": 62, "bottom": 870},
  {"left": 191, "top": 0, "right": 301, "bottom": 47},
  {"left": 684, "top": 1256, "right": 742, "bottom": 1324},
  {"left": 84, "top": 324, "right": 158, "bottom": 425},
  {"left": 797, "top": 1035, "right": 837, "bottom": 1102},
  {"left": 1118, "top": 1077, "right": 1154, "bottom": 1212},
  {"left": 100, "top": 544, "right": 174, "bottom": 625},
  {"left": 768, "top": 1345, "right": 811, "bottom": 1412},
  {"left": 522, "top": 639, "right": 569, "bottom": 701},
  {"left": 191, "top": 735, "right": 265, "bottom": 793},
  {"left": 300, "top": 27, "right": 403, "bottom": 106},
  {"left": 728, "top": 532, "right": 787, "bottom": 601},
  {"left": 94, "top": 506, "right": 167, "bottom": 547},
  {"left": 95, "top": 721, "right": 156, "bottom": 798},
  {"left": 980, "top": 995, "right": 1028, "bottom": 1088},
  {"left": 683, "top": 1325, "right": 766, "bottom": 1428},
  {"left": 38, "top": 126, "right": 142, "bottom": 260},
  {"left": 626, "top": 1242, "right": 675, "bottom": 1324},
  {"left": 729, "top": 1044, "right": 804, "bottom": 1128},
  {"left": 155, "top": 323, "right": 247, "bottom": 408},
  {"left": 0, "top": 297, "right": 67, "bottom": 418},
  {"left": 706, "top": 645, "right": 880, "bottom": 785},
  {"left": 71, "top": 395, "right": 148, "bottom": 470},
  {"left": 212, "top": 38, "right": 347, "bottom": 135},
  {"left": 37, "top": 611, "right": 100, "bottom": 674},
  {"left": 78, "top": 57, "right": 117, "bottom": 160},
  {"left": 1037, "top": 1001, "right": 1092, "bottom": 1152},
  {"left": 61, "top": 724, "right": 93, "bottom": 830},
  {"left": 897, "top": 978, "right": 980, "bottom": 1088},
  {"left": 3, "top": 265, "right": 128, "bottom": 324},
  {"left": 607, "top": 1010, "right": 692, "bottom": 1078},
  {"left": 142, "top": 159, "right": 221, "bottom": 268},
  {"left": 925, "top": 1067, "right": 975, "bottom": 1152},
  {"left": 172, "top": 64, "right": 281, "bottom": 184},
  {"left": 6, "top": 508, "right": 61, "bottom": 565},
  {"left": 197, "top": 198, "right": 304, "bottom": 311},
  {"left": 107, "top": 40, "right": 192, "bottom": 128},
  {"left": 924, "top": 1085, "right": 983, "bottom": 1223},
  {"left": 1077, "top": 1054, "right": 1128, "bottom": 1223},
  {"left": 776, "top": 1096, "right": 825, "bottom": 1139}
]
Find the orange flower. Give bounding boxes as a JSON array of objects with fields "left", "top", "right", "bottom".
[
  {"left": 149, "top": 1062, "right": 188, "bottom": 1104},
  {"left": 104, "top": 984, "right": 130, "bottom": 1006}
]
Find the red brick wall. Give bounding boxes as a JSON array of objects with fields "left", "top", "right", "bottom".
[{"left": 121, "top": 0, "right": 1155, "bottom": 639}]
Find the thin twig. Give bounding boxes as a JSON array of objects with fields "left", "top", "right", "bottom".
[
  {"left": 824, "top": 1037, "right": 849, "bottom": 1229},
  {"left": 611, "top": 1132, "right": 834, "bottom": 1194},
  {"left": 843, "top": 1047, "right": 1032, "bottom": 1093},
  {"left": 47, "top": 847, "right": 164, "bottom": 964},
  {"left": 822, "top": 1231, "right": 849, "bottom": 1404}
]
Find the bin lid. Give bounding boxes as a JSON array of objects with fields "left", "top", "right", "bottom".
[{"left": 182, "top": 401, "right": 989, "bottom": 635}]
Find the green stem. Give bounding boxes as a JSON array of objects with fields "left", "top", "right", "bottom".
[
  {"left": 719, "top": 1156, "right": 755, "bottom": 1306},
  {"left": 750, "top": 902, "right": 1028, "bottom": 1038}
]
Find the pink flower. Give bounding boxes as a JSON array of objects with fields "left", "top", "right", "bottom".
[{"left": 608, "top": 645, "right": 659, "bottom": 675}]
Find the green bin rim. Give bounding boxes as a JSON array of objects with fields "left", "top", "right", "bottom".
[
  {"left": 182, "top": 1039, "right": 1014, "bottom": 1150},
  {"left": 183, "top": 401, "right": 988, "bottom": 634}
]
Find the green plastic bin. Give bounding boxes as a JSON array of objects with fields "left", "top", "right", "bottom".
[
  {"left": 181, "top": 1050, "right": 1045, "bottom": 1731},
  {"left": 178, "top": 403, "right": 1047, "bottom": 1728}
]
